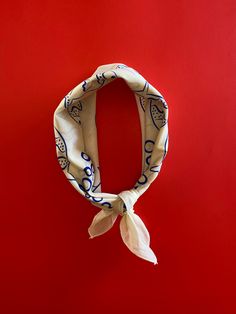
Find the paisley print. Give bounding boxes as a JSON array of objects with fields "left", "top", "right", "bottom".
[
  {"left": 55, "top": 137, "right": 66, "bottom": 153},
  {"left": 57, "top": 156, "right": 69, "bottom": 170},
  {"left": 150, "top": 99, "right": 167, "bottom": 129}
]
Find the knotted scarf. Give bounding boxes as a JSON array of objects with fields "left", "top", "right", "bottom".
[{"left": 53, "top": 63, "right": 169, "bottom": 264}]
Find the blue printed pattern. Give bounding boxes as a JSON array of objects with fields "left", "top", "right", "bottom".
[
  {"left": 55, "top": 127, "right": 86, "bottom": 189},
  {"left": 149, "top": 99, "right": 167, "bottom": 130},
  {"left": 81, "top": 71, "right": 117, "bottom": 94},
  {"left": 139, "top": 96, "right": 145, "bottom": 112},
  {"left": 64, "top": 94, "right": 83, "bottom": 125},
  {"left": 55, "top": 130, "right": 113, "bottom": 208},
  {"left": 63, "top": 70, "right": 119, "bottom": 126},
  {"left": 79, "top": 152, "right": 113, "bottom": 208},
  {"left": 55, "top": 128, "right": 70, "bottom": 172},
  {"left": 145, "top": 140, "right": 155, "bottom": 166}
]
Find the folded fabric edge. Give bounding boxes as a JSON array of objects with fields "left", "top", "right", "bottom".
[
  {"left": 119, "top": 212, "right": 158, "bottom": 265},
  {"left": 88, "top": 209, "right": 118, "bottom": 239}
]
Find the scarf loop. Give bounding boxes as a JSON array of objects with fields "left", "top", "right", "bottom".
[{"left": 54, "top": 63, "right": 169, "bottom": 264}]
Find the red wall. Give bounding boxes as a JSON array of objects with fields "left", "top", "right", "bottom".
[{"left": 1, "top": 1, "right": 235, "bottom": 313}]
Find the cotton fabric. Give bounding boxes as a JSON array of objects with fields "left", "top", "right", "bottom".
[{"left": 53, "top": 63, "right": 169, "bottom": 264}]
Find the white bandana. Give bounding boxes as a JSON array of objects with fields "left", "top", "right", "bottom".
[{"left": 54, "top": 63, "right": 169, "bottom": 265}]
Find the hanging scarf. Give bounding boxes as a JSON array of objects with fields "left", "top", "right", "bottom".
[{"left": 53, "top": 63, "right": 169, "bottom": 264}]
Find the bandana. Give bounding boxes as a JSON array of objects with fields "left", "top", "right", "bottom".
[{"left": 53, "top": 63, "right": 169, "bottom": 264}]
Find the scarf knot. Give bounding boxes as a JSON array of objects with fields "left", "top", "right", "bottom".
[{"left": 116, "top": 189, "right": 139, "bottom": 216}]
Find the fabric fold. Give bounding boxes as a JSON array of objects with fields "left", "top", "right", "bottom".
[
  {"left": 120, "top": 211, "right": 157, "bottom": 265},
  {"left": 88, "top": 209, "right": 118, "bottom": 238}
]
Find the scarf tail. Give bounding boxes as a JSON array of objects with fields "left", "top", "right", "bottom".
[{"left": 88, "top": 208, "right": 157, "bottom": 265}]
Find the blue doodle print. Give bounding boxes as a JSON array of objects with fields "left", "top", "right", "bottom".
[
  {"left": 150, "top": 165, "right": 161, "bottom": 172},
  {"left": 163, "top": 135, "right": 168, "bottom": 160},
  {"left": 68, "top": 104, "right": 82, "bottom": 125},
  {"left": 79, "top": 153, "right": 95, "bottom": 194},
  {"left": 64, "top": 95, "right": 83, "bottom": 109},
  {"left": 55, "top": 138, "right": 100, "bottom": 198},
  {"left": 92, "top": 197, "right": 103, "bottom": 202},
  {"left": 134, "top": 173, "right": 148, "bottom": 189},
  {"left": 158, "top": 97, "right": 168, "bottom": 109},
  {"left": 116, "top": 64, "right": 141, "bottom": 77},
  {"left": 138, "top": 174, "right": 148, "bottom": 185},
  {"left": 145, "top": 140, "right": 155, "bottom": 165},
  {"left": 83, "top": 178, "right": 92, "bottom": 191},
  {"left": 79, "top": 177, "right": 92, "bottom": 193},
  {"left": 63, "top": 89, "right": 75, "bottom": 108},
  {"left": 80, "top": 156, "right": 108, "bottom": 206},
  {"left": 116, "top": 64, "right": 128, "bottom": 69},
  {"left": 133, "top": 81, "right": 149, "bottom": 96},
  {"left": 56, "top": 137, "right": 66, "bottom": 153},
  {"left": 132, "top": 80, "right": 168, "bottom": 114},
  {"left": 84, "top": 166, "right": 93, "bottom": 177},
  {"left": 110, "top": 71, "right": 118, "bottom": 79},
  {"left": 64, "top": 93, "right": 83, "bottom": 125},
  {"left": 55, "top": 128, "right": 67, "bottom": 155},
  {"left": 101, "top": 202, "right": 112, "bottom": 209},
  {"left": 150, "top": 99, "right": 167, "bottom": 130},
  {"left": 133, "top": 80, "right": 164, "bottom": 100},
  {"left": 145, "top": 140, "right": 155, "bottom": 153},
  {"left": 96, "top": 73, "right": 106, "bottom": 85},
  {"left": 84, "top": 165, "right": 100, "bottom": 193},
  {"left": 64, "top": 72, "right": 117, "bottom": 111},
  {"left": 55, "top": 128, "right": 70, "bottom": 172},
  {"left": 92, "top": 182, "right": 101, "bottom": 192},
  {"left": 139, "top": 96, "right": 145, "bottom": 112},
  {"left": 82, "top": 81, "right": 87, "bottom": 92},
  {"left": 81, "top": 152, "right": 91, "bottom": 161},
  {"left": 79, "top": 176, "right": 109, "bottom": 207},
  {"left": 84, "top": 193, "right": 103, "bottom": 203},
  {"left": 57, "top": 156, "right": 69, "bottom": 170},
  {"left": 81, "top": 71, "right": 116, "bottom": 94},
  {"left": 146, "top": 155, "right": 151, "bottom": 165},
  {"left": 54, "top": 128, "right": 94, "bottom": 197}
]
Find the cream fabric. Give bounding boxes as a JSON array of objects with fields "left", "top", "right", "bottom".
[{"left": 54, "top": 63, "right": 169, "bottom": 264}]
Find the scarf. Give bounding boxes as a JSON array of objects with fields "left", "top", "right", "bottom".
[{"left": 53, "top": 63, "right": 169, "bottom": 265}]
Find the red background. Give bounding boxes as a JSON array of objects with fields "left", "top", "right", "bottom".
[{"left": 1, "top": 1, "right": 235, "bottom": 313}]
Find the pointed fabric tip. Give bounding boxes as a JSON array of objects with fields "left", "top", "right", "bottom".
[
  {"left": 88, "top": 209, "right": 118, "bottom": 238},
  {"left": 120, "top": 211, "right": 158, "bottom": 265}
]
